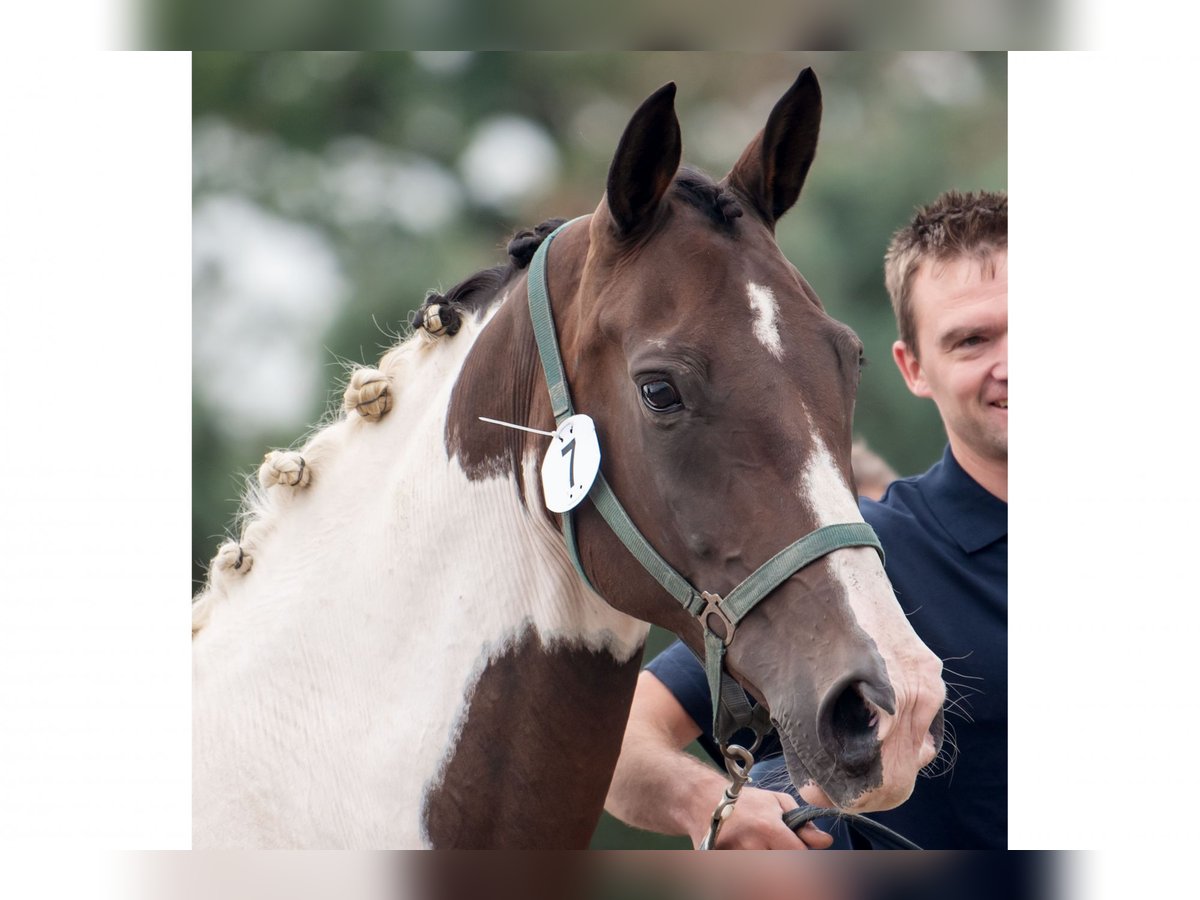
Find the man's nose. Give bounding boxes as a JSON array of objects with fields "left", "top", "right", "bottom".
[{"left": 991, "top": 333, "right": 1008, "bottom": 381}]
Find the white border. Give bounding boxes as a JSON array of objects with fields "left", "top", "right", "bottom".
[
  {"left": 0, "top": 51, "right": 191, "bottom": 851},
  {"left": 1, "top": 51, "right": 1192, "bottom": 900}
]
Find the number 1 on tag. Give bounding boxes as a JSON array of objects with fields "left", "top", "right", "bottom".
[
  {"left": 561, "top": 438, "right": 576, "bottom": 486},
  {"left": 541, "top": 415, "right": 601, "bottom": 513}
]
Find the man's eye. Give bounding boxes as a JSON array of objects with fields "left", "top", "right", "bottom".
[
  {"left": 959, "top": 336, "right": 984, "bottom": 349},
  {"left": 640, "top": 380, "right": 683, "bottom": 412}
]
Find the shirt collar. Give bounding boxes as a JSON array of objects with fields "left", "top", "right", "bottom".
[{"left": 921, "top": 445, "right": 1008, "bottom": 553}]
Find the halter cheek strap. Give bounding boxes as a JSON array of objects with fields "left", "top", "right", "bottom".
[{"left": 527, "top": 217, "right": 883, "bottom": 742}]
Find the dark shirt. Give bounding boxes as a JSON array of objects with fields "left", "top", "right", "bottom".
[{"left": 645, "top": 445, "right": 1008, "bottom": 849}]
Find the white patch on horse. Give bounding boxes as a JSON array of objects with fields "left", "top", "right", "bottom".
[
  {"left": 798, "top": 433, "right": 862, "bottom": 527},
  {"left": 193, "top": 309, "right": 646, "bottom": 849},
  {"left": 746, "top": 282, "right": 784, "bottom": 360},
  {"left": 796, "top": 434, "right": 943, "bottom": 752}
]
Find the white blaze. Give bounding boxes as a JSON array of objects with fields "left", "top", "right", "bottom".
[
  {"left": 796, "top": 430, "right": 893, "bottom": 614},
  {"left": 746, "top": 282, "right": 783, "bottom": 360},
  {"left": 799, "top": 432, "right": 863, "bottom": 526},
  {"left": 796, "top": 433, "right": 890, "bottom": 643},
  {"left": 796, "top": 430, "right": 944, "bottom": 809}
]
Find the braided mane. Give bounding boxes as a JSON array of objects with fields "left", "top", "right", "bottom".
[{"left": 192, "top": 216, "right": 567, "bottom": 632}]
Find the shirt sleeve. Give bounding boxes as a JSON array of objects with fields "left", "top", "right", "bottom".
[
  {"left": 643, "top": 639, "right": 724, "bottom": 763},
  {"left": 644, "top": 639, "right": 786, "bottom": 765}
]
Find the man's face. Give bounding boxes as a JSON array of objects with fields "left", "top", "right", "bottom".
[{"left": 892, "top": 251, "right": 1008, "bottom": 462}]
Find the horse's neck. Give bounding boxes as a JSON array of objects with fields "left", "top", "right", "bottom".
[
  {"left": 423, "top": 620, "right": 645, "bottom": 848},
  {"left": 193, "top": 285, "right": 648, "bottom": 848},
  {"left": 427, "top": 283, "right": 650, "bottom": 847}
]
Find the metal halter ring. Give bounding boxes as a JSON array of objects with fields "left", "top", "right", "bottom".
[
  {"left": 720, "top": 742, "right": 754, "bottom": 781},
  {"left": 700, "top": 591, "right": 737, "bottom": 645}
]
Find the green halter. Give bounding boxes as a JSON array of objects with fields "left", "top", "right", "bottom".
[{"left": 527, "top": 216, "right": 884, "bottom": 741}]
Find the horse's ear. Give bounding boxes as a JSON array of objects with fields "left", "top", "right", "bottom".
[
  {"left": 605, "top": 82, "right": 682, "bottom": 237},
  {"left": 724, "top": 68, "right": 822, "bottom": 230}
]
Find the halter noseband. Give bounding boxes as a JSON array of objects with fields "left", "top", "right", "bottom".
[{"left": 527, "top": 216, "right": 884, "bottom": 741}]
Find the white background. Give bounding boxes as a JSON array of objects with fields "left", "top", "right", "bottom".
[{"left": 2, "top": 19, "right": 1197, "bottom": 900}]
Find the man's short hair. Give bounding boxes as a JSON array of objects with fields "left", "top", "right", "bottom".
[{"left": 884, "top": 190, "right": 1007, "bottom": 357}]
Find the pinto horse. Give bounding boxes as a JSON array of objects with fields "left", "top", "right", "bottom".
[{"left": 192, "top": 69, "right": 945, "bottom": 849}]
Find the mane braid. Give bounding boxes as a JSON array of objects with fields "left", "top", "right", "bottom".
[
  {"left": 671, "top": 167, "right": 743, "bottom": 229},
  {"left": 415, "top": 217, "right": 570, "bottom": 329},
  {"left": 196, "top": 214, "right": 573, "bottom": 630},
  {"left": 437, "top": 265, "right": 510, "bottom": 315}
]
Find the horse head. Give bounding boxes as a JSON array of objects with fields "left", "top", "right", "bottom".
[{"left": 542, "top": 71, "right": 946, "bottom": 811}]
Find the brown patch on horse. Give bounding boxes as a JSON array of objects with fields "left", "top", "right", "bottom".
[
  {"left": 422, "top": 627, "right": 642, "bottom": 849},
  {"left": 444, "top": 219, "right": 588, "bottom": 510},
  {"left": 443, "top": 277, "right": 543, "bottom": 495}
]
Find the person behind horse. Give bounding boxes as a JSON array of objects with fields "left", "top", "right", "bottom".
[
  {"left": 851, "top": 438, "right": 898, "bottom": 502},
  {"left": 604, "top": 189, "right": 1008, "bottom": 849}
]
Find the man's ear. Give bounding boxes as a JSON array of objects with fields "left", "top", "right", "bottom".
[{"left": 892, "top": 340, "right": 932, "bottom": 399}]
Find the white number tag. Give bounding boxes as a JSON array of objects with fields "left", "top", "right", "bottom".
[{"left": 541, "top": 414, "right": 601, "bottom": 513}]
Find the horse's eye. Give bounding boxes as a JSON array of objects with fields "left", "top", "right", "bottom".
[{"left": 640, "top": 380, "right": 682, "bottom": 412}]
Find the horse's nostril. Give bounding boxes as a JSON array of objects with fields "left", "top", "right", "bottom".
[
  {"left": 929, "top": 706, "right": 946, "bottom": 753},
  {"left": 818, "top": 678, "right": 888, "bottom": 776}
]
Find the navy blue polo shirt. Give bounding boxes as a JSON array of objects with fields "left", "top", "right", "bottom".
[{"left": 646, "top": 445, "right": 1007, "bottom": 849}]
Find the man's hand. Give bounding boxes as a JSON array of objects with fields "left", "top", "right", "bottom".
[
  {"left": 692, "top": 786, "right": 834, "bottom": 850},
  {"left": 798, "top": 781, "right": 834, "bottom": 808},
  {"left": 605, "top": 671, "right": 832, "bottom": 850}
]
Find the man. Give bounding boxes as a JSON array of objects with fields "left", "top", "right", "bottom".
[{"left": 604, "top": 190, "right": 1007, "bottom": 849}]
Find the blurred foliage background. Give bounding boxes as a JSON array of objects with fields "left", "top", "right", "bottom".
[
  {"left": 192, "top": 51, "right": 1005, "bottom": 849},
  {"left": 159, "top": 0, "right": 1055, "bottom": 49}
]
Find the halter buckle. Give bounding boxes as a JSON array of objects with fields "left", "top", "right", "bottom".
[{"left": 700, "top": 591, "right": 736, "bottom": 646}]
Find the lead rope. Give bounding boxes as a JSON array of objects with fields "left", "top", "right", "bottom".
[
  {"left": 780, "top": 807, "right": 923, "bottom": 850},
  {"left": 698, "top": 736, "right": 924, "bottom": 849},
  {"left": 699, "top": 743, "right": 923, "bottom": 850}
]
